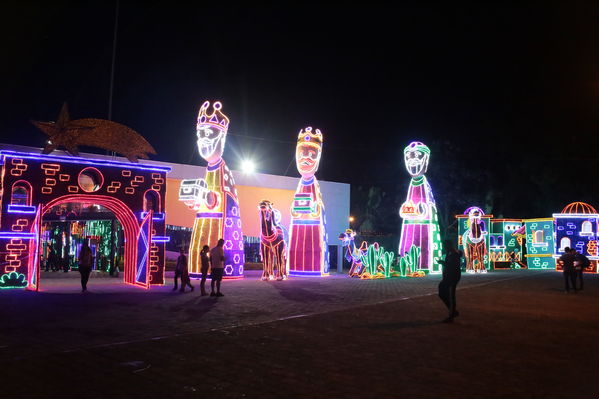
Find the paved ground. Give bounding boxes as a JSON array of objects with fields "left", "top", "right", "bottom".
[{"left": 1, "top": 270, "right": 598, "bottom": 398}]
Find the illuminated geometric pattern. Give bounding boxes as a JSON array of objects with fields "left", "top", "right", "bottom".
[
  {"left": 0, "top": 150, "right": 170, "bottom": 290},
  {"left": 489, "top": 219, "right": 524, "bottom": 267},
  {"left": 523, "top": 218, "right": 556, "bottom": 270},
  {"left": 553, "top": 202, "right": 599, "bottom": 273}
]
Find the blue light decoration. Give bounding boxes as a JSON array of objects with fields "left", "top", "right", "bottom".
[
  {"left": 552, "top": 202, "right": 598, "bottom": 273},
  {"left": 7, "top": 204, "right": 37, "bottom": 214}
]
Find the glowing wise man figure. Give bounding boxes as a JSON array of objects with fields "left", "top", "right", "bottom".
[
  {"left": 287, "top": 127, "right": 329, "bottom": 277},
  {"left": 179, "top": 101, "right": 244, "bottom": 278},
  {"left": 398, "top": 141, "right": 443, "bottom": 273}
]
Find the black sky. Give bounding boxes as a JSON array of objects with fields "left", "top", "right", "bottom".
[{"left": 1, "top": 1, "right": 599, "bottom": 220}]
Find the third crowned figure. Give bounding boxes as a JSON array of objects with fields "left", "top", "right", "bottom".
[
  {"left": 287, "top": 127, "right": 329, "bottom": 277},
  {"left": 398, "top": 141, "right": 443, "bottom": 273},
  {"left": 178, "top": 101, "right": 244, "bottom": 278}
]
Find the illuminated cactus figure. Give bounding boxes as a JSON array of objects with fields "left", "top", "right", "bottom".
[
  {"left": 287, "top": 127, "right": 329, "bottom": 277},
  {"left": 179, "top": 101, "right": 244, "bottom": 278},
  {"left": 398, "top": 142, "right": 443, "bottom": 273},
  {"left": 462, "top": 206, "right": 488, "bottom": 273},
  {"left": 358, "top": 243, "right": 394, "bottom": 278},
  {"left": 398, "top": 245, "right": 421, "bottom": 277}
]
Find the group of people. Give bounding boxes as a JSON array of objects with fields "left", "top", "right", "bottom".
[
  {"left": 437, "top": 242, "right": 591, "bottom": 323},
  {"left": 173, "top": 238, "right": 225, "bottom": 297},
  {"left": 558, "top": 246, "right": 587, "bottom": 293},
  {"left": 43, "top": 243, "right": 69, "bottom": 273}
]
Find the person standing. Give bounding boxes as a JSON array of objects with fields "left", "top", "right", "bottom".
[
  {"left": 209, "top": 239, "right": 225, "bottom": 297},
  {"left": 78, "top": 241, "right": 93, "bottom": 292},
  {"left": 178, "top": 248, "right": 194, "bottom": 293},
  {"left": 573, "top": 249, "right": 589, "bottom": 291},
  {"left": 199, "top": 245, "right": 210, "bottom": 296},
  {"left": 559, "top": 247, "right": 577, "bottom": 293},
  {"left": 437, "top": 239, "right": 463, "bottom": 323},
  {"left": 173, "top": 248, "right": 185, "bottom": 291}
]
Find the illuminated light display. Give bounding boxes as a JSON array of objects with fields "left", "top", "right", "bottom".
[
  {"left": 523, "top": 218, "right": 556, "bottom": 270},
  {"left": 398, "top": 244, "right": 426, "bottom": 277},
  {"left": 0, "top": 150, "right": 170, "bottom": 290},
  {"left": 339, "top": 229, "right": 367, "bottom": 277},
  {"left": 456, "top": 207, "right": 490, "bottom": 273},
  {"left": 358, "top": 242, "right": 395, "bottom": 279},
  {"left": 258, "top": 200, "right": 288, "bottom": 280},
  {"left": 287, "top": 127, "right": 329, "bottom": 277},
  {"left": 7, "top": 204, "right": 37, "bottom": 214},
  {"left": 489, "top": 219, "right": 524, "bottom": 269},
  {"left": 553, "top": 202, "right": 599, "bottom": 273},
  {"left": 0, "top": 271, "right": 27, "bottom": 288},
  {"left": 179, "top": 101, "right": 244, "bottom": 278},
  {"left": 398, "top": 141, "right": 443, "bottom": 273}
]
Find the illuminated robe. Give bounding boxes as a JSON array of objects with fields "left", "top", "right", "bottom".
[
  {"left": 188, "top": 159, "right": 244, "bottom": 278},
  {"left": 398, "top": 175, "right": 443, "bottom": 273},
  {"left": 287, "top": 176, "right": 329, "bottom": 276}
]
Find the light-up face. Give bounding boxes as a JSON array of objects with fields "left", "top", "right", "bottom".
[
  {"left": 295, "top": 142, "right": 322, "bottom": 178},
  {"left": 197, "top": 125, "right": 226, "bottom": 164},
  {"left": 404, "top": 146, "right": 430, "bottom": 177}
]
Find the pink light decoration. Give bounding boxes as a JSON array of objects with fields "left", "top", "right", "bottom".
[{"left": 287, "top": 127, "right": 329, "bottom": 277}]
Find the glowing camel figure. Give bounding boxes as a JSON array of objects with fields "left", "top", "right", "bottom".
[
  {"left": 398, "top": 142, "right": 443, "bottom": 273},
  {"left": 462, "top": 206, "right": 488, "bottom": 273},
  {"left": 287, "top": 127, "right": 329, "bottom": 277},
  {"left": 258, "top": 200, "right": 288, "bottom": 281},
  {"left": 179, "top": 101, "right": 244, "bottom": 278}
]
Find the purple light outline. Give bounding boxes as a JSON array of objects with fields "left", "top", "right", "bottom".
[
  {"left": 7, "top": 204, "right": 37, "bottom": 214},
  {"left": 140, "top": 211, "right": 165, "bottom": 220},
  {"left": 151, "top": 236, "right": 170, "bottom": 242},
  {"left": 0, "top": 232, "right": 37, "bottom": 239},
  {"left": 0, "top": 150, "right": 171, "bottom": 173},
  {"left": 196, "top": 212, "right": 223, "bottom": 218}
]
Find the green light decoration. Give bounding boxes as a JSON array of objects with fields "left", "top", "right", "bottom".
[
  {"left": 358, "top": 243, "right": 395, "bottom": 279},
  {"left": 397, "top": 245, "right": 423, "bottom": 277},
  {"left": 0, "top": 272, "right": 27, "bottom": 288}
]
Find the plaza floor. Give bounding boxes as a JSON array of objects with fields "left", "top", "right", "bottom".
[{"left": 1, "top": 269, "right": 598, "bottom": 398}]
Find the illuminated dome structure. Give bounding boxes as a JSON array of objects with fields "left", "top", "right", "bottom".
[
  {"left": 561, "top": 202, "right": 598, "bottom": 215},
  {"left": 553, "top": 201, "right": 599, "bottom": 273}
]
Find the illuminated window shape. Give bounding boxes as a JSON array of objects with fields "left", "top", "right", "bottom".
[
  {"left": 143, "top": 190, "right": 160, "bottom": 213},
  {"left": 581, "top": 221, "right": 593, "bottom": 236},
  {"left": 11, "top": 182, "right": 31, "bottom": 205},
  {"left": 532, "top": 230, "right": 547, "bottom": 247},
  {"left": 559, "top": 237, "right": 571, "bottom": 252},
  {"left": 78, "top": 167, "right": 104, "bottom": 192}
]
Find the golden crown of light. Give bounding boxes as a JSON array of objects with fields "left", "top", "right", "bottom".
[
  {"left": 197, "top": 100, "right": 229, "bottom": 131},
  {"left": 297, "top": 126, "right": 323, "bottom": 147},
  {"left": 561, "top": 202, "right": 598, "bottom": 214}
]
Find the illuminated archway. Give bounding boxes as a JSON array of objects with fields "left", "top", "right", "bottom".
[{"left": 41, "top": 194, "right": 141, "bottom": 287}]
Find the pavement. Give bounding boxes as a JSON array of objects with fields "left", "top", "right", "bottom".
[{"left": 1, "top": 269, "right": 598, "bottom": 398}]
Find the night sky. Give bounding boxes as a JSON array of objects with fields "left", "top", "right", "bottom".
[{"left": 2, "top": 2, "right": 598, "bottom": 227}]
